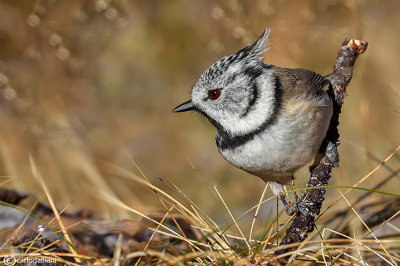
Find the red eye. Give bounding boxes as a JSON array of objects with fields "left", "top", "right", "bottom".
[{"left": 208, "top": 89, "right": 221, "bottom": 100}]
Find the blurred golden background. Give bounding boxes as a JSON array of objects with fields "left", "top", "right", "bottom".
[{"left": 0, "top": 0, "right": 399, "bottom": 234}]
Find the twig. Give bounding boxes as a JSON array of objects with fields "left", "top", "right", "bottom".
[{"left": 276, "top": 38, "right": 368, "bottom": 261}]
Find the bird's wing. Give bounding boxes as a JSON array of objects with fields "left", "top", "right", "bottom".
[
  {"left": 292, "top": 68, "right": 330, "bottom": 94},
  {"left": 271, "top": 67, "right": 330, "bottom": 98},
  {"left": 309, "top": 71, "right": 331, "bottom": 91}
]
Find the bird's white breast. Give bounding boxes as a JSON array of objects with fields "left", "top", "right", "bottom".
[{"left": 219, "top": 93, "right": 332, "bottom": 183}]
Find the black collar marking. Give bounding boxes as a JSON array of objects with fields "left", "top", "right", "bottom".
[{"left": 215, "top": 76, "right": 283, "bottom": 151}]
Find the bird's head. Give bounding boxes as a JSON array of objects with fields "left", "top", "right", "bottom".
[{"left": 173, "top": 28, "right": 278, "bottom": 137}]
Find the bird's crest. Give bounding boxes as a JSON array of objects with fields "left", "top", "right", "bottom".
[{"left": 200, "top": 28, "right": 271, "bottom": 83}]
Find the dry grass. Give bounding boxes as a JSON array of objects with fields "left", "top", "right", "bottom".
[
  {"left": 1, "top": 0, "right": 400, "bottom": 265},
  {"left": 1, "top": 146, "right": 399, "bottom": 264}
]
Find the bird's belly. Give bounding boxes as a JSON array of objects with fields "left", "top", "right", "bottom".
[
  {"left": 219, "top": 132, "right": 314, "bottom": 180},
  {"left": 219, "top": 102, "right": 332, "bottom": 182}
]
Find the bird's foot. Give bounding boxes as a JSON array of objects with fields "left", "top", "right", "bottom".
[
  {"left": 293, "top": 201, "right": 312, "bottom": 216},
  {"left": 277, "top": 185, "right": 311, "bottom": 216},
  {"left": 285, "top": 201, "right": 312, "bottom": 216},
  {"left": 326, "top": 142, "right": 339, "bottom": 168}
]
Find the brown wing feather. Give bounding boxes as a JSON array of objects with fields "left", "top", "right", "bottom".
[{"left": 271, "top": 66, "right": 330, "bottom": 98}]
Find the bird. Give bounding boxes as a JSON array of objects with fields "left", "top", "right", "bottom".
[{"left": 173, "top": 28, "right": 333, "bottom": 214}]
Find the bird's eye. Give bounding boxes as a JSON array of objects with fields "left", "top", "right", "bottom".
[{"left": 208, "top": 89, "right": 221, "bottom": 100}]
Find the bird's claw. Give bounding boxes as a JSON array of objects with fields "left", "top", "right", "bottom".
[
  {"left": 285, "top": 201, "right": 311, "bottom": 216},
  {"left": 326, "top": 142, "right": 339, "bottom": 167}
]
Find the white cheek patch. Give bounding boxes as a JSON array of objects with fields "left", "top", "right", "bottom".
[{"left": 217, "top": 70, "right": 276, "bottom": 136}]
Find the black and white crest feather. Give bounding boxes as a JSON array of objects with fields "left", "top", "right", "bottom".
[{"left": 199, "top": 28, "right": 271, "bottom": 84}]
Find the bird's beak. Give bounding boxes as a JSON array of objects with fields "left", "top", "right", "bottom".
[{"left": 173, "top": 100, "right": 194, "bottom": 113}]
